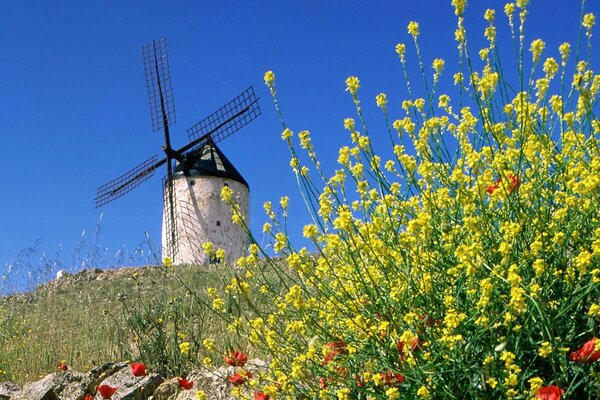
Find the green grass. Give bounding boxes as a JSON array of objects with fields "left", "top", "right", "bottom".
[{"left": 0, "top": 264, "right": 248, "bottom": 383}]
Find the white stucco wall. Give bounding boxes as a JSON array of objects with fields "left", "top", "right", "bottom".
[{"left": 161, "top": 175, "right": 249, "bottom": 265}]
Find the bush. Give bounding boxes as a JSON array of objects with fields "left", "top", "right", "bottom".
[{"left": 203, "top": 1, "right": 599, "bottom": 398}]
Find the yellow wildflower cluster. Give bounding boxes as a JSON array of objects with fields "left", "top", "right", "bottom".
[{"left": 206, "top": 1, "right": 600, "bottom": 398}]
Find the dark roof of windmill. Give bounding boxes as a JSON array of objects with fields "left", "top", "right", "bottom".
[{"left": 173, "top": 142, "right": 249, "bottom": 188}]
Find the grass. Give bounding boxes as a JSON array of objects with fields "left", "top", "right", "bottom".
[{"left": 0, "top": 263, "right": 250, "bottom": 383}]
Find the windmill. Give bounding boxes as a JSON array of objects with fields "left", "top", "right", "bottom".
[{"left": 95, "top": 38, "right": 260, "bottom": 265}]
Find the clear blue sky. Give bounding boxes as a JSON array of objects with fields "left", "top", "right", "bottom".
[{"left": 0, "top": 1, "right": 593, "bottom": 285}]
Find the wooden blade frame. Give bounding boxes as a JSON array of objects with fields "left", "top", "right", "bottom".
[
  {"left": 95, "top": 155, "right": 163, "bottom": 208},
  {"left": 186, "top": 86, "right": 260, "bottom": 148},
  {"left": 162, "top": 177, "right": 180, "bottom": 261},
  {"left": 142, "top": 38, "right": 176, "bottom": 133}
]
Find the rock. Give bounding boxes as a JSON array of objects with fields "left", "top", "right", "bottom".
[
  {"left": 0, "top": 359, "right": 267, "bottom": 400},
  {"left": 96, "top": 365, "right": 163, "bottom": 400},
  {"left": 10, "top": 374, "right": 58, "bottom": 400},
  {"left": 0, "top": 382, "right": 21, "bottom": 400}
]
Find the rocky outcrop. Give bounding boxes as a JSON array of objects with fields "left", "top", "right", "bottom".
[{"left": 1, "top": 359, "right": 267, "bottom": 400}]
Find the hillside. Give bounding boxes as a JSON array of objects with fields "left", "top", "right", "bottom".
[{"left": 0, "top": 264, "right": 241, "bottom": 384}]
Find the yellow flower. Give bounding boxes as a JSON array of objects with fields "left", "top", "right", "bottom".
[
  {"left": 195, "top": 390, "right": 207, "bottom": 400},
  {"left": 221, "top": 185, "right": 233, "bottom": 201},
  {"left": 530, "top": 39, "right": 545, "bottom": 63},
  {"left": 516, "top": 0, "right": 529, "bottom": 8},
  {"left": 263, "top": 70, "right": 275, "bottom": 85},
  {"left": 345, "top": 76, "right": 360, "bottom": 95},
  {"left": 543, "top": 57, "right": 559, "bottom": 78},
  {"left": 344, "top": 118, "right": 355, "bottom": 131},
  {"left": 303, "top": 224, "right": 318, "bottom": 239},
  {"left": 528, "top": 377, "right": 544, "bottom": 393},
  {"left": 538, "top": 341, "right": 552, "bottom": 358},
  {"left": 559, "top": 42, "right": 571, "bottom": 62},
  {"left": 486, "top": 377, "right": 498, "bottom": 388},
  {"left": 407, "top": 21, "right": 420, "bottom": 37},
  {"left": 281, "top": 128, "right": 293, "bottom": 140},
  {"left": 583, "top": 13, "right": 595, "bottom": 30},
  {"left": 588, "top": 304, "right": 600, "bottom": 318},
  {"left": 280, "top": 196, "right": 289, "bottom": 210},
  {"left": 432, "top": 59, "right": 445, "bottom": 74},
  {"left": 504, "top": 3, "right": 516, "bottom": 18},
  {"left": 484, "top": 9, "right": 495, "bottom": 22},
  {"left": 451, "top": 0, "right": 467, "bottom": 16},
  {"left": 201, "top": 241, "right": 215, "bottom": 255},
  {"left": 202, "top": 338, "right": 216, "bottom": 351},
  {"left": 395, "top": 43, "right": 407, "bottom": 61},
  {"left": 417, "top": 385, "right": 430, "bottom": 398},
  {"left": 376, "top": 93, "right": 388, "bottom": 110},
  {"left": 179, "top": 341, "right": 191, "bottom": 355}
]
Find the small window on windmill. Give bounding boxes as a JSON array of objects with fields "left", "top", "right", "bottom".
[
  {"left": 223, "top": 182, "right": 229, "bottom": 187},
  {"left": 189, "top": 179, "right": 195, "bottom": 186},
  {"left": 216, "top": 220, "right": 221, "bottom": 226}
]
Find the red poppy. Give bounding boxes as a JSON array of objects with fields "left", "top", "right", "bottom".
[
  {"left": 177, "top": 377, "right": 194, "bottom": 390},
  {"left": 323, "top": 340, "right": 348, "bottom": 364},
  {"left": 228, "top": 370, "right": 252, "bottom": 386},
  {"left": 487, "top": 179, "right": 500, "bottom": 194},
  {"left": 535, "top": 385, "right": 564, "bottom": 400},
  {"left": 130, "top": 362, "right": 147, "bottom": 377},
  {"left": 508, "top": 174, "right": 521, "bottom": 193},
  {"left": 57, "top": 362, "right": 68, "bottom": 371},
  {"left": 569, "top": 337, "right": 600, "bottom": 363},
  {"left": 319, "top": 376, "right": 327, "bottom": 389},
  {"left": 381, "top": 372, "right": 405, "bottom": 386},
  {"left": 355, "top": 373, "right": 367, "bottom": 387},
  {"left": 84, "top": 395, "right": 94, "bottom": 400},
  {"left": 224, "top": 350, "right": 248, "bottom": 367},
  {"left": 487, "top": 174, "right": 520, "bottom": 194},
  {"left": 98, "top": 384, "right": 117, "bottom": 399},
  {"left": 254, "top": 392, "right": 270, "bottom": 400}
]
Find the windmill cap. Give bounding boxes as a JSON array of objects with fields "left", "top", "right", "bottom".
[{"left": 174, "top": 142, "right": 249, "bottom": 188}]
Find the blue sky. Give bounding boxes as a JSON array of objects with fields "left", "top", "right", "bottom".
[{"left": 0, "top": 1, "right": 594, "bottom": 286}]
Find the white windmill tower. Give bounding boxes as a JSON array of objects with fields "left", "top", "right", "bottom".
[{"left": 95, "top": 38, "right": 260, "bottom": 265}]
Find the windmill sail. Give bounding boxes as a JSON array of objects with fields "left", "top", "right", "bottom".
[
  {"left": 95, "top": 154, "right": 163, "bottom": 208},
  {"left": 187, "top": 86, "right": 260, "bottom": 148},
  {"left": 142, "top": 38, "right": 176, "bottom": 132}
]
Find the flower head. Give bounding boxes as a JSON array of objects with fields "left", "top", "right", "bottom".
[
  {"left": 395, "top": 43, "right": 406, "bottom": 61},
  {"left": 130, "top": 362, "right": 147, "bottom": 377},
  {"left": 530, "top": 39, "right": 545, "bottom": 63},
  {"left": 263, "top": 70, "right": 275, "bottom": 85},
  {"left": 228, "top": 371, "right": 253, "bottom": 386},
  {"left": 223, "top": 350, "right": 248, "bottom": 367},
  {"left": 98, "top": 384, "right": 117, "bottom": 399},
  {"left": 407, "top": 21, "right": 420, "bottom": 37},
  {"left": 178, "top": 377, "right": 194, "bottom": 390},
  {"left": 375, "top": 93, "right": 387, "bottom": 110},
  {"left": 179, "top": 341, "right": 191, "bottom": 355},
  {"left": 345, "top": 76, "right": 360, "bottom": 95},
  {"left": 57, "top": 360, "right": 68, "bottom": 371},
  {"left": 569, "top": 337, "right": 600, "bottom": 363},
  {"left": 535, "top": 385, "right": 564, "bottom": 400},
  {"left": 583, "top": 13, "right": 595, "bottom": 30},
  {"left": 254, "top": 392, "right": 270, "bottom": 400}
]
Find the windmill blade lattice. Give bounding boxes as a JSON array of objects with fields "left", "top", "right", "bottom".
[
  {"left": 186, "top": 86, "right": 260, "bottom": 148},
  {"left": 162, "top": 177, "right": 180, "bottom": 260},
  {"left": 143, "top": 38, "right": 176, "bottom": 132},
  {"left": 95, "top": 154, "right": 164, "bottom": 208}
]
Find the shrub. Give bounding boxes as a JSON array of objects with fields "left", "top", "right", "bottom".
[{"left": 205, "top": 1, "right": 599, "bottom": 398}]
